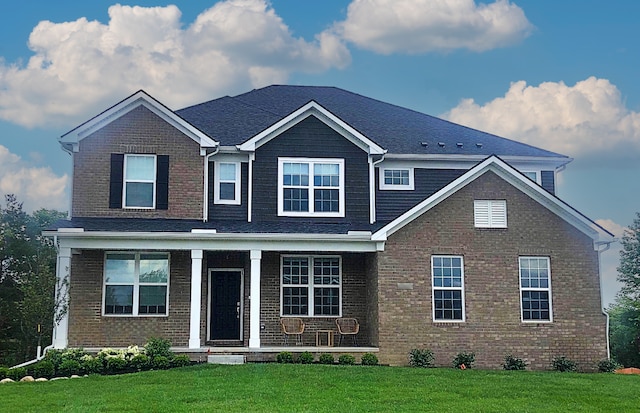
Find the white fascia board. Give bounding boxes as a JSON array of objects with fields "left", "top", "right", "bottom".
[
  {"left": 381, "top": 154, "right": 572, "bottom": 170},
  {"left": 237, "top": 101, "right": 386, "bottom": 155},
  {"left": 60, "top": 90, "right": 218, "bottom": 150},
  {"left": 372, "top": 155, "right": 613, "bottom": 243}
]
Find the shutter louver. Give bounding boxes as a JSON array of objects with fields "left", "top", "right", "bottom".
[
  {"left": 156, "top": 155, "right": 169, "bottom": 210},
  {"left": 474, "top": 200, "right": 506, "bottom": 228},
  {"left": 109, "top": 154, "right": 124, "bottom": 209},
  {"left": 474, "top": 200, "right": 490, "bottom": 227}
]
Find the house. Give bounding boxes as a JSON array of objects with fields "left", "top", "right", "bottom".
[{"left": 46, "top": 85, "right": 613, "bottom": 370}]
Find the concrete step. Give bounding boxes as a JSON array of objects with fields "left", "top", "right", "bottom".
[{"left": 207, "top": 354, "right": 245, "bottom": 365}]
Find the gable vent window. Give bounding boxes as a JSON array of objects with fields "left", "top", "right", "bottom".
[
  {"left": 109, "top": 154, "right": 169, "bottom": 210},
  {"left": 474, "top": 200, "right": 507, "bottom": 228}
]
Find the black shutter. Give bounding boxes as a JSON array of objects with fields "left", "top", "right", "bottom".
[
  {"left": 109, "top": 154, "right": 124, "bottom": 209},
  {"left": 156, "top": 155, "right": 169, "bottom": 210}
]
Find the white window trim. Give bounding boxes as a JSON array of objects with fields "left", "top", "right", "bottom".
[
  {"left": 214, "top": 161, "right": 241, "bottom": 205},
  {"left": 379, "top": 167, "right": 415, "bottom": 190},
  {"left": 519, "top": 256, "right": 553, "bottom": 323},
  {"left": 277, "top": 157, "right": 345, "bottom": 217},
  {"left": 431, "top": 255, "right": 466, "bottom": 323},
  {"left": 123, "top": 154, "right": 156, "bottom": 209},
  {"left": 279, "top": 255, "right": 342, "bottom": 318},
  {"left": 102, "top": 252, "right": 170, "bottom": 317},
  {"left": 474, "top": 200, "right": 507, "bottom": 228}
]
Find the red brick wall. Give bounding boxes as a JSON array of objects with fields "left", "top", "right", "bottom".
[
  {"left": 72, "top": 105, "right": 204, "bottom": 219},
  {"left": 376, "top": 171, "right": 607, "bottom": 371}
]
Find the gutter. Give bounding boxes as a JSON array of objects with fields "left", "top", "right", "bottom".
[
  {"left": 10, "top": 344, "right": 53, "bottom": 370},
  {"left": 595, "top": 240, "right": 615, "bottom": 359}
]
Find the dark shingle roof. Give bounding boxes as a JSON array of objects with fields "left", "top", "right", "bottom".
[{"left": 176, "top": 85, "right": 566, "bottom": 158}]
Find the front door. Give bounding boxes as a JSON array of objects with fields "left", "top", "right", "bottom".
[{"left": 209, "top": 270, "right": 242, "bottom": 341}]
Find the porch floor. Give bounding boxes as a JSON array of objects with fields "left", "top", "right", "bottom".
[{"left": 175, "top": 346, "right": 379, "bottom": 354}]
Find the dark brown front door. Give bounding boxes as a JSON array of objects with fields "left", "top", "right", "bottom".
[{"left": 210, "top": 270, "right": 241, "bottom": 340}]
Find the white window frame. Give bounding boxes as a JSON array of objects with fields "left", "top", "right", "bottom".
[
  {"left": 474, "top": 200, "right": 507, "bottom": 228},
  {"left": 280, "top": 255, "right": 342, "bottom": 318},
  {"left": 519, "top": 257, "right": 553, "bottom": 323},
  {"left": 102, "top": 252, "right": 170, "bottom": 317},
  {"left": 123, "top": 154, "right": 156, "bottom": 209},
  {"left": 277, "top": 157, "right": 345, "bottom": 217},
  {"left": 379, "top": 167, "right": 414, "bottom": 190},
  {"left": 431, "top": 255, "right": 465, "bottom": 323},
  {"left": 521, "top": 171, "right": 540, "bottom": 184},
  {"left": 214, "top": 161, "right": 241, "bottom": 205}
]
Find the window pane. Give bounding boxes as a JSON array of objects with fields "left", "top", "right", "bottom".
[
  {"left": 139, "top": 285, "right": 167, "bottom": 314},
  {"left": 282, "top": 287, "right": 308, "bottom": 315},
  {"left": 434, "top": 290, "right": 463, "bottom": 320},
  {"left": 283, "top": 188, "right": 309, "bottom": 212},
  {"left": 105, "top": 254, "right": 136, "bottom": 283},
  {"left": 126, "top": 155, "right": 155, "bottom": 180},
  {"left": 314, "top": 189, "right": 339, "bottom": 212},
  {"left": 314, "top": 287, "right": 339, "bottom": 316},
  {"left": 282, "top": 257, "right": 309, "bottom": 285},
  {"left": 283, "top": 163, "right": 309, "bottom": 187},
  {"left": 219, "top": 182, "right": 235, "bottom": 200},
  {"left": 522, "top": 291, "right": 550, "bottom": 321},
  {"left": 384, "top": 169, "right": 409, "bottom": 186},
  {"left": 314, "top": 163, "right": 339, "bottom": 187},
  {"left": 105, "top": 285, "right": 133, "bottom": 314},
  {"left": 125, "top": 182, "right": 154, "bottom": 207},
  {"left": 219, "top": 163, "right": 236, "bottom": 181},
  {"left": 139, "top": 255, "right": 168, "bottom": 283}
]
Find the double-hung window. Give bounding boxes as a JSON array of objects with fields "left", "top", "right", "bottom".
[
  {"left": 103, "top": 252, "right": 169, "bottom": 316},
  {"left": 380, "top": 168, "right": 414, "bottom": 190},
  {"left": 519, "top": 257, "right": 552, "bottom": 322},
  {"left": 278, "top": 158, "right": 344, "bottom": 217},
  {"left": 124, "top": 155, "right": 156, "bottom": 208},
  {"left": 474, "top": 200, "right": 507, "bottom": 228},
  {"left": 214, "top": 162, "right": 241, "bottom": 204},
  {"left": 281, "top": 256, "right": 341, "bottom": 317},
  {"left": 432, "top": 255, "right": 465, "bottom": 322}
]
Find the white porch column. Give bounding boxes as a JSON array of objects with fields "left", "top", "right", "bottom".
[
  {"left": 53, "top": 247, "right": 71, "bottom": 349},
  {"left": 249, "top": 250, "right": 262, "bottom": 349},
  {"left": 189, "top": 249, "right": 203, "bottom": 349}
]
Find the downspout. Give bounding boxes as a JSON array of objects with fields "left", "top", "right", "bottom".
[
  {"left": 369, "top": 154, "right": 386, "bottom": 224},
  {"left": 202, "top": 146, "right": 220, "bottom": 222},
  {"left": 596, "top": 240, "right": 615, "bottom": 359}
]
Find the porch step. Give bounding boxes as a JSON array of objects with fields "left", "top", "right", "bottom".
[{"left": 207, "top": 354, "right": 246, "bottom": 365}]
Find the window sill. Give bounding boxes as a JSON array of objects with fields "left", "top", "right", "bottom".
[{"left": 102, "top": 314, "right": 169, "bottom": 318}]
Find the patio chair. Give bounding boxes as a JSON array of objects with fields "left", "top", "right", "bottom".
[
  {"left": 280, "top": 317, "right": 305, "bottom": 346},
  {"left": 335, "top": 318, "right": 359, "bottom": 346}
]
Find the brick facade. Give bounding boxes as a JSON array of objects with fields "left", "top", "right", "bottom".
[
  {"left": 72, "top": 106, "right": 204, "bottom": 219},
  {"left": 375, "top": 171, "right": 607, "bottom": 371}
]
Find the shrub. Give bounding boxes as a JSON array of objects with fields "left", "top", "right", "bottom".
[
  {"left": 81, "top": 355, "right": 104, "bottom": 375},
  {"left": 318, "top": 353, "right": 335, "bottom": 365},
  {"left": 361, "top": 353, "right": 379, "bottom": 366},
  {"left": 7, "top": 367, "right": 27, "bottom": 381},
  {"left": 338, "top": 354, "right": 356, "bottom": 365},
  {"left": 30, "top": 360, "right": 56, "bottom": 378},
  {"left": 106, "top": 356, "right": 128, "bottom": 374},
  {"left": 44, "top": 349, "right": 65, "bottom": 371},
  {"left": 59, "top": 359, "right": 82, "bottom": 376},
  {"left": 170, "top": 354, "right": 192, "bottom": 368},
  {"left": 598, "top": 358, "right": 621, "bottom": 373},
  {"left": 61, "top": 348, "right": 89, "bottom": 363},
  {"left": 145, "top": 337, "right": 172, "bottom": 360},
  {"left": 297, "top": 352, "right": 314, "bottom": 364},
  {"left": 152, "top": 356, "right": 171, "bottom": 370},
  {"left": 552, "top": 356, "right": 577, "bottom": 372},
  {"left": 130, "top": 354, "right": 151, "bottom": 371},
  {"left": 503, "top": 354, "right": 526, "bottom": 371},
  {"left": 409, "top": 349, "right": 434, "bottom": 368},
  {"left": 276, "top": 352, "right": 294, "bottom": 364},
  {"left": 0, "top": 366, "right": 9, "bottom": 380},
  {"left": 453, "top": 352, "right": 475, "bottom": 369}
]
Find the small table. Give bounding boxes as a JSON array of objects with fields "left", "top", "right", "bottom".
[{"left": 316, "top": 330, "right": 334, "bottom": 347}]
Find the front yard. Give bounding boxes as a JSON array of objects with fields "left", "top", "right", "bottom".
[{"left": 1, "top": 363, "right": 638, "bottom": 412}]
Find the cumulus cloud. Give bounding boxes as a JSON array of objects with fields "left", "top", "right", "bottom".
[
  {"left": 444, "top": 77, "right": 640, "bottom": 157},
  {"left": 334, "top": 0, "right": 533, "bottom": 54},
  {"left": 0, "top": 0, "right": 350, "bottom": 128},
  {"left": 596, "top": 218, "right": 626, "bottom": 238},
  {"left": 0, "top": 145, "right": 68, "bottom": 212}
]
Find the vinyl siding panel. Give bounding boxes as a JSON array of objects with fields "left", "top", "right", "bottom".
[{"left": 208, "top": 162, "right": 248, "bottom": 220}]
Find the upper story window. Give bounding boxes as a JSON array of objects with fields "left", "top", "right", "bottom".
[
  {"left": 109, "top": 154, "right": 169, "bottom": 210},
  {"left": 214, "top": 162, "right": 241, "bottom": 205},
  {"left": 281, "top": 255, "right": 341, "bottom": 317},
  {"left": 277, "top": 157, "right": 345, "bottom": 217},
  {"left": 431, "top": 255, "right": 465, "bottom": 322},
  {"left": 519, "top": 257, "right": 552, "bottom": 322},
  {"left": 522, "top": 171, "right": 539, "bottom": 184},
  {"left": 474, "top": 200, "right": 507, "bottom": 228},
  {"left": 380, "top": 168, "right": 414, "bottom": 190}
]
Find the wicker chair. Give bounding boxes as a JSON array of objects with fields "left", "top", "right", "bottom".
[
  {"left": 335, "top": 318, "right": 359, "bottom": 346},
  {"left": 280, "top": 317, "right": 305, "bottom": 345}
]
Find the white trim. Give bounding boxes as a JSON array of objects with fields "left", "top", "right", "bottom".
[
  {"left": 379, "top": 167, "right": 414, "bottom": 190},
  {"left": 208, "top": 268, "right": 244, "bottom": 341},
  {"left": 521, "top": 171, "right": 540, "bottom": 184},
  {"left": 519, "top": 256, "right": 553, "bottom": 323},
  {"left": 213, "top": 161, "right": 241, "bottom": 205},
  {"left": 52, "top": 247, "right": 71, "bottom": 349},
  {"left": 431, "top": 255, "right": 465, "bottom": 323},
  {"left": 123, "top": 154, "right": 157, "bottom": 209},
  {"left": 238, "top": 101, "right": 385, "bottom": 155},
  {"left": 277, "top": 157, "right": 345, "bottom": 218},
  {"left": 189, "top": 249, "right": 203, "bottom": 348},
  {"left": 249, "top": 250, "right": 262, "bottom": 348},
  {"left": 473, "top": 200, "right": 507, "bottom": 228},
  {"left": 248, "top": 153, "right": 254, "bottom": 223}
]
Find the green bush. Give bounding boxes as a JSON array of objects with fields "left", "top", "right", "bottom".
[
  {"left": 318, "top": 353, "right": 335, "bottom": 365},
  {"left": 409, "top": 349, "right": 434, "bottom": 368},
  {"left": 145, "top": 337, "right": 172, "bottom": 360},
  {"left": 276, "top": 352, "right": 294, "bottom": 364},
  {"left": 59, "top": 359, "right": 82, "bottom": 376},
  {"left": 453, "top": 352, "right": 475, "bottom": 369},
  {"left": 0, "top": 366, "right": 10, "bottom": 380},
  {"left": 44, "top": 349, "right": 65, "bottom": 371},
  {"left": 106, "top": 356, "right": 128, "bottom": 374},
  {"left": 598, "top": 358, "right": 621, "bottom": 373},
  {"left": 170, "top": 355, "right": 192, "bottom": 368},
  {"left": 61, "top": 348, "right": 89, "bottom": 363},
  {"left": 338, "top": 354, "right": 356, "bottom": 365},
  {"left": 7, "top": 367, "right": 27, "bottom": 381},
  {"left": 130, "top": 354, "right": 151, "bottom": 371},
  {"left": 297, "top": 352, "right": 314, "bottom": 364},
  {"left": 361, "top": 353, "right": 379, "bottom": 366},
  {"left": 152, "top": 356, "right": 171, "bottom": 370},
  {"left": 30, "top": 360, "right": 56, "bottom": 378},
  {"left": 81, "top": 356, "right": 104, "bottom": 375},
  {"left": 552, "top": 356, "right": 577, "bottom": 372},
  {"left": 503, "top": 354, "right": 526, "bottom": 371}
]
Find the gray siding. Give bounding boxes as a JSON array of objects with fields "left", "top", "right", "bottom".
[{"left": 208, "top": 162, "right": 249, "bottom": 221}]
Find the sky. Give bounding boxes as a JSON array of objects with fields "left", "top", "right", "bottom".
[{"left": 0, "top": 0, "right": 638, "bottom": 306}]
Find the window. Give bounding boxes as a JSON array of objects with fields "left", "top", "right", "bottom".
[
  {"left": 522, "top": 171, "right": 539, "bottom": 183},
  {"left": 109, "top": 154, "right": 169, "bottom": 210},
  {"left": 519, "top": 257, "right": 552, "bottom": 322},
  {"left": 278, "top": 158, "right": 345, "bottom": 217},
  {"left": 103, "top": 252, "right": 169, "bottom": 316},
  {"left": 380, "top": 168, "right": 414, "bottom": 190},
  {"left": 281, "top": 256, "right": 341, "bottom": 317},
  {"left": 432, "top": 256, "right": 465, "bottom": 322},
  {"left": 214, "top": 162, "right": 241, "bottom": 204},
  {"left": 474, "top": 200, "right": 507, "bottom": 228}
]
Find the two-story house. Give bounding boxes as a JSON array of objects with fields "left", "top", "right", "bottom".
[{"left": 46, "top": 85, "right": 613, "bottom": 370}]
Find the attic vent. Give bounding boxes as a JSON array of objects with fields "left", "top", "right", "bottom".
[
  {"left": 438, "top": 142, "right": 445, "bottom": 148},
  {"left": 456, "top": 143, "right": 463, "bottom": 148},
  {"left": 421, "top": 142, "right": 428, "bottom": 147},
  {"left": 476, "top": 143, "right": 483, "bottom": 148}
]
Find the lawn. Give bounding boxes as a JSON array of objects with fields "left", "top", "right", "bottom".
[{"left": 1, "top": 364, "right": 639, "bottom": 412}]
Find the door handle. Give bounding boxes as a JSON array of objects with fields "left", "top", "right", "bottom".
[{"left": 236, "top": 301, "right": 240, "bottom": 319}]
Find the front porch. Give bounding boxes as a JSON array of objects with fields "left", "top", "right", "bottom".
[{"left": 174, "top": 345, "right": 380, "bottom": 363}]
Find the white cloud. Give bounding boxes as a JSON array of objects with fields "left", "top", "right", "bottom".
[
  {"left": 596, "top": 218, "right": 627, "bottom": 238},
  {"left": 334, "top": 0, "right": 533, "bottom": 54},
  {"left": 444, "top": 77, "right": 640, "bottom": 157},
  {"left": 0, "top": 145, "right": 68, "bottom": 212},
  {"left": 0, "top": 0, "right": 350, "bottom": 128}
]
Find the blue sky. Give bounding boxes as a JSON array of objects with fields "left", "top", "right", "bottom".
[{"left": 0, "top": 0, "right": 638, "bottom": 305}]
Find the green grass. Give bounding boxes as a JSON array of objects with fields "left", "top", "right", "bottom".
[{"left": 1, "top": 364, "right": 639, "bottom": 412}]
